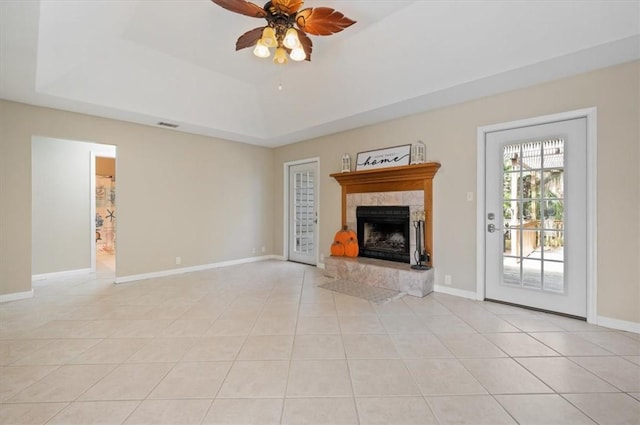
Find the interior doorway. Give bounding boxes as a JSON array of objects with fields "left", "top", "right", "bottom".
[
  {"left": 93, "top": 155, "right": 116, "bottom": 274},
  {"left": 32, "top": 137, "right": 117, "bottom": 280}
]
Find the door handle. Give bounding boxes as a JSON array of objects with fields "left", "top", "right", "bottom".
[{"left": 488, "top": 224, "right": 508, "bottom": 233}]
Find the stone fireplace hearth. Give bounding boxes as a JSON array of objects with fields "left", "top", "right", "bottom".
[{"left": 324, "top": 256, "right": 434, "bottom": 297}]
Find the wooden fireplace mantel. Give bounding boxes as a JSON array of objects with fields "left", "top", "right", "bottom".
[{"left": 330, "top": 162, "right": 441, "bottom": 267}]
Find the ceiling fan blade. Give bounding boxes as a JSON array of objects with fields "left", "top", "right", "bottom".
[
  {"left": 270, "top": 0, "right": 304, "bottom": 16},
  {"left": 295, "top": 29, "right": 313, "bottom": 61},
  {"left": 235, "top": 27, "right": 265, "bottom": 50},
  {"left": 295, "top": 7, "right": 356, "bottom": 36},
  {"left": 211, "top": 0, "right": 267, "bottom": 18}
]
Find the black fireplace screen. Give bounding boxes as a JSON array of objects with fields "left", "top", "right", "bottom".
[{"left": 356, "top": 206, "right": 410, "bottom": 263}]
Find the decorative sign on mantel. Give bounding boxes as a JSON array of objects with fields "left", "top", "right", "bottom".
[{"left": 355, "top": 144, "right": 411, "bottom": 171}]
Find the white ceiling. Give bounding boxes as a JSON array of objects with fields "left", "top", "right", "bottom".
[{"left": 1, "top": 0, "right": 639, "bottom": 147}]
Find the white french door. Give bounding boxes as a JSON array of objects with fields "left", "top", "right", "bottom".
[
  {"left": 484, "top": 118, "right": 588, "bottom": 318},
  {"left": 288, "top": 161, "right": 318, "bottom": 265}
]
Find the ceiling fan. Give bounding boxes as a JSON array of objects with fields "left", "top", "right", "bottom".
[{"left": 211, "top": 0, "right": 356, "bottom": 64}]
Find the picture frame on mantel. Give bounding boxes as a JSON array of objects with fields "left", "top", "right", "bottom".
[{"left": 355, "top": 144, "right": 411, "bottom": 171}]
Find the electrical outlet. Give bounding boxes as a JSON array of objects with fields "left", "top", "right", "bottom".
[
  {"left": 466, "top": 192, "right": 474, "bottom": 202},
  {"left": 445, "top": 275, "right": 452, "bottom": 285},
  {"left": 320, "top": 253, "right": 325, "bottom": 262},
  {"left": 261, "top": 246, "right": 266, "bottom": 253},
  {"left": 252, "top": 247, "right": 256, "bottom": 254},
  {"left": 175, "top": 256, "right": 181, "bottom": 265}
]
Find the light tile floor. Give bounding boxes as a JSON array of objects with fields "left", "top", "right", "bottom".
[{"left": 1, "top": 260, "right": 639, "bottom": 425}]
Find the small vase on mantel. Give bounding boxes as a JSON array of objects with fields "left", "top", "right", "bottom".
[{"left": 341, "top": 154, "right": 351, "bottom": 173}]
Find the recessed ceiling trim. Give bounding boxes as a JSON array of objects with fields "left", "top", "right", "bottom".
[{"left": 0, "top": 0, "right": 638, "bottom": 148}]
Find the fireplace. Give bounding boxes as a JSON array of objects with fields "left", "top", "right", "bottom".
[{"left": 356, "top": 206, "right": 410, "bottom": 263}]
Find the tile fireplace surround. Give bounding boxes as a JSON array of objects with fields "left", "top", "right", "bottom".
[{"left": 328, "top": 163, "right": 440, "bottom": 297}]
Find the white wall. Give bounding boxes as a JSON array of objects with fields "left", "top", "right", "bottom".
[{"left": 31, "top": 137, "right": 115, "bottom": 275}]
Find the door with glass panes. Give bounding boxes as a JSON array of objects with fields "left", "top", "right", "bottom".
[
  {"left": 288, "top": 161, "right": 318, "bottom": 265},
  {"left": 485, "top": 118, "right": 587, "bottom": 317}
]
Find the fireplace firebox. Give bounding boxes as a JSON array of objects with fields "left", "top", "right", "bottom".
[{"left": 356, "top": 206, "right": 410, "bottom": 263}]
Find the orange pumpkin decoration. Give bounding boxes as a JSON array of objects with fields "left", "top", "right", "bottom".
[
  {"left": 334, "top": 225, "right": 356, "bottom": 245},
  {"left": 331, "top": 241, "right": 345, "bottom": 256},
  {"left": 344, "top": 237, "right": 359, "bottom": 257}
]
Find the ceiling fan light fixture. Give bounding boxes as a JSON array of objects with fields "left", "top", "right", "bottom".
[
  {"left": 282, "top": 27, "right": 300, "bottom": 50},
  {"left": 273, "top": 46, "right": 288, "bottom": 64},
  {"left": 253, "top": 39, "right": 271, "bottom": 58},
  {"left": 290, "top": 46, "right": 306, "bottom": 61},
  {"left": 211, "top": 0, "right": 356, "bottom": 65},
  {"left": 261, "top": 26, "right": 277, "bottom": 47}
]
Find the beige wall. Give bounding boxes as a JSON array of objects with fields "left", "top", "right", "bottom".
[
  {"left": 0, "top": 101, "right": 275, "bottom": 296},
  {"left": 273, "top": 61, "right": 640, "bottom": 324},
  {"left": 1, "top": 62, "right": 638, "bottom": 324}
]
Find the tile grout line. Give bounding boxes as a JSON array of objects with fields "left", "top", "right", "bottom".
[
  {"left": 275, "top": 267, "right": 305, "bottom": 425},
  {"left": 335, "top": 285, "right": 361, "bottom": 425}
]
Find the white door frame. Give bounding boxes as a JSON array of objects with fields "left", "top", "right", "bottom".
[
  {"left": 476, "top": 108, "right": 597, "bottom": 323},
  {"left": 283, "top": 157, "right": 320, "bottom": 264}
]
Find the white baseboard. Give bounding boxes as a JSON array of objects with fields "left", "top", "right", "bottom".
[
  {"left": 115, "top": 255, "right": 281, "bottom": 284},
  {"left": 597, "top": 315, "right": 640, "bottom": 334},
  {"left": 433, "top": 284, "right": 478, "bottom": 300},
  {"left": 32, "top": 268, "right": 93, "bottom": 281},
  {"left": 317, "top": 262, "right": 326, "bottom": 270},
  {"left": 0, "top": 289, "right": 34, "bottom": 303}
]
